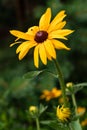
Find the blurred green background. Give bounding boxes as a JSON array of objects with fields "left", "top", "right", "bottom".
[{"left": 0, "top": 0, "right": 87, "bottom": 129}]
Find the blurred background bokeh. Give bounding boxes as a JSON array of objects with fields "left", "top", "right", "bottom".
[{"left": 0, "top": 0, "right": 87, "bottom": 130}]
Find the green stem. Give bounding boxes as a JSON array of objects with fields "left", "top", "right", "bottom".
[
  {"left": 71, "top": 94, "right": 77, "bottom": 114},
  {"left": 71, "top": 93, "right": 82, "bottom": 130},
  {"left": 54, "top": 59, "right": 67, "bottom": 106},
  {"left": 36, "top": 118, "right": 40, "bottom": 130}
]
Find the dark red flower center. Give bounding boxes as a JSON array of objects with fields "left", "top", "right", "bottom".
[{"left": 34, "top": 31, "right": 48, "bottom": 43}]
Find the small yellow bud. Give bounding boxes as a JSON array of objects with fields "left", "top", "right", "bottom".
[
  {"left": 66, "top": 82, "right": 73, "bottom": 87},
  {"left": 29, "top": 106, "right": 38, "bottom": 114}
]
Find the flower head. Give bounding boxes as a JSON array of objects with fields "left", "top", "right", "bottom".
[
  {"left": 77, "top": 107, "right": 86, "bottom": 115},
  {"left": 81, "top": 118, "right": 87, "bottom": 126},
  {"left": 40, "top": 87, "right": 62, "bottom": 101},
  {"left": 29, "top": 106, "right": 38, "bottom": 114},
  {"left": 10, "top": 8, "right": 73, "bottom": 68},
  {"left": 56, "top": 105, "right": 71, "bottom": 122}
]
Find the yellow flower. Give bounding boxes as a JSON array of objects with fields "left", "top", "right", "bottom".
[
  {"left": 29, "top": 106, "right": 38, "bottom": 113},
  {"left": 77, "top": 107, "right": 86, "bottom": 115},
  {"left": 56, "top": 105, "right": 71, "bottom": 122},
  {"left": 10, "top": 8, "right": 73, "bottom": 68},
  {"left": 40, "top": 87, "right": 62, "bottom": 101},
  {"left": 81, "top": 118, "right": 87, "bottom": 126}
]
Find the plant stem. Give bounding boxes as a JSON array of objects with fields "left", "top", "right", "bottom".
[
  {"left": 71, "top": 93, "right": 82, "bottom": 130},
  {"left": 71, "top": 94, "right": 77, "bottom": 114},
  {"left": 54, "top": 59, "right": 67, "bottom": 106},
  {"left": 36, "top": 118, "right": 40, "bottom": 130}
]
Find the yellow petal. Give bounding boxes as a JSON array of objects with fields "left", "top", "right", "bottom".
[
  {"left": 39, "top": 44, "right": 47, "bottom": 65},
  {"left": 16, "top": 41, "right": 36, "bottom": 54},
  {"left": 18, "top": 42, "right": 36, "bottom": 60},
  {"left": 10, "top": 41, "right": 21, "bottom": 47},
  {"left": 16, "top": 41, "right": 26, "bottom": 54},
  {"left": 10, "top": 30, "right": 33, "bottom": 41},
  {"left": 48, "top": 31, "right": 67, "bottom": 40},
  {"left": 18, "top": 45, "right": 30, "bottom": 60},
  {"left": 48, "top": 10, "right": 66, "bottom": 32},
  {"left": 27, "top": 26, "right": 39, "bottom": 36},
  {"left": 39, "top": 8, "right": 51, "bottom": 30},
  {"left": 44, "top": 39, "right": 56, "bottom": 59},
  {"left": 46, "top": 50, "right": 52, "bottom": 61},
  {"left": 53, "top": 29, "right": 74, "bottom": 36},
  {"left": 51, "top": 39, "right": 70, "bottom": 50},
  {"left": 48, "top": 21, "right": 66, "bottom": 33},
  {"left": 16, "top": 41, "right": 28, "bottom": 54},
  {"left": 15, "top": 38, "right": 20, "bottom": 42},
  {"left": 18, "top": 50, "right": 28, "bottom": 60},
  {"left": 49, "top": 29, "right": 74, "bottom": 40},
  {"left": 34, "top": 44, "right": 40, "bottom": 68}
]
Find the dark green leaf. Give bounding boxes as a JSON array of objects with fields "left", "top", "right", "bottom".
[
  {"left": 39, "top": 104, "right": 48, "bottom": 115},
  {"left": 23, "top": 70, "right": 44, "bottom": 80},
  {"left": 46, "top": 71, "right": 58, "bottom": 78},
  {"left": 73, "top": 82, "right": 87, "bottom": 93}
]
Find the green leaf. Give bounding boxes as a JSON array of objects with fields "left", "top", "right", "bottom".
[
  {"left": 70, "top": 120, "right": 82, "bottom": 130},
  {"left": 39, "top": 104, "right": 48, "bottom": 115},
  {"left": 72, "top": 114, "right": 80, "bottom": 121},
  {"left": 23, "top": 70, "right": 44, "bottom": 80},
  {"left": 46, "top": 71, "right": 58, "bottom": 78},
  {"left": 73, "top": 82, "right": 87, "bottom": 93}
]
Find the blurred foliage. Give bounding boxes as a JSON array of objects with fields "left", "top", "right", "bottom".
[{"left": 0, "top": 0, "right": 87, "bottom": 130}]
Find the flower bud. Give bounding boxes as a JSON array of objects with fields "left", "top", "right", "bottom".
[{"left": 29, "top": 106, "right": 38, "bottom": 115}]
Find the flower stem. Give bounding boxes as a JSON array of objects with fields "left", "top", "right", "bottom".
[
  {"left": 71, "top": 94, "right": 77, "bottom": 114},
  {"left": 71, "top": 93, "right": 82, "bottom": 130},
  {"left": 54, "top": 59, "right": 67, "bottom": 106},
  {"left": 36, "top": 117, "right": 40, "bottom": 130}
]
